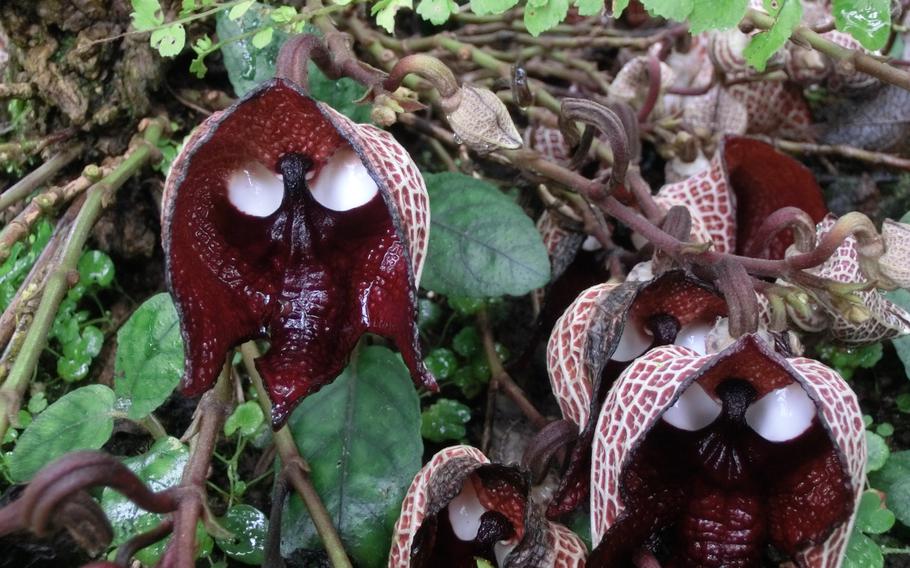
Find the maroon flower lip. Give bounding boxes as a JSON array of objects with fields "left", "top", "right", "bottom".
[
  {"left": 589, "top": 335, "right": 865, "bottom": 568},
  {"left": 162, "top": 78, "right": 435, "bottom": 427}
]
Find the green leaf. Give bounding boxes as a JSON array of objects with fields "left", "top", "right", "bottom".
[
  {"left": 218, "top": 3, "right": 289, "bottom": 96},
  {"left": 416, "top": 0, "right": 459, "bottom": 25},
  {"left": 130, "top": 0, "right": 164, "bottom": 31},
  {"left": 869, "top": 451, "right": 910, "bottom": 527},
  {"left": 744, "top": 0, "right": 802, "bottom": 71},
  {"left": 251, "top": 26, "right": 274, "bottom": 49},
  {"left": 421, "top": 398, "right": 471, "bottom": 442},
  {"left": 189, "top": 34, "right": 214, "bottom": 78},
  {"left": 229, "top": 0, "right": 255, "bottom": 20},
  {"left": 897, "top": 393, "right": 910, "bottom": 413},
  {"left": 101, "top": 437, "right": 206, "bottom": 565},
  {"left": 282, "top": 346, "right": 422, "bottom": 567},
  {"left": 224, "top": 400, "right": 265, "bottom": 437},
  {"left": 422, "top": 173, "right": 550, "bottom": 297},
  {"left": 452, "top": 326, "right": 482, "bottom": 358},
  {"left": 215, "top": 505, "right": 267, "bottom": 565},
  {"left": 641, "top": 0, "right": 692, "bottom": 21},
  {"left": 26, "top": 392, "right": 47, "bottom": 415},
  {"left": 78, "top": 250, "right": 115, "bottom": 287},
  {"left": 8, "top": 385, "right": 116, "bottom": 482},
  {"left": 270, "top": 5, "right": 298, "bottom": 22},
  {"left": 114, "top": 293, "right": 184, "bottom": 420},
  {"left": 523, "top": 0, "right": 570, "bottom": 36},
  {"left": 423, "top": 347, "right": 458, "bottom": 380},
  {"left": 855, "top": 490, "right": 895, "bottom": 534},
  {"left": 866, "top": 431, "right": 890, "bottom": 472},
  {"left": 469, "top": 0, "right": 520, "bottom": 15},
  {"left": 371, "top": 0, "right": 413, "bottom": 32},
  {"left": 150, "top": 23, "right": 186, "bottom": 57},
  {"left": 218, "top": 12, "right": 369, "bottom": 121},
  {"left": 686, "top": 0, "right": 750, "bottom": 33},
  {"left": 832, "top": 0, "right": 891, "bottom": 51},
  {"left": 307, "top": 62, "right": 371, "bottom": 122},
  {"left": 611, "top": 0, "right": 630, "bottom": 16},
  {"left": 843, "top": 528, "right": 884, "bottom": 568},
  {"left": 574, "top": 0, "right": 604, "bottom": 16},
  {"left": 887, "top": 289, "right": 910, "bottom": 379}
]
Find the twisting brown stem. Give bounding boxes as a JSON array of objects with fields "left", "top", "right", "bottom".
[
  {"left": 165, "top": 364, "right": 234, "bottom": 568},
  {"left": 638, "top": 54, "right": 662, "bottom": 123},
  {"left": 115, "top": 519, "right": 174, "bottom": 566},
  {"left": 714, "top": 260, "right": 760, "bottom": 337},
  {"left": 743, "top": 207, "right": 817, "bottom": 258},
  {"left": 560, "top": 98, "right": 629, "bottom": 192},
  {"left": 383, "top": 54, "right": 461, "bottom": 101},
  {"left": 276, "top": 32, "right": 386, "bottom": 93}
]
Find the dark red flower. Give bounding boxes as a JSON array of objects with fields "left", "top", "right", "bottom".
[{"left": 163, "top": 78, "right": 435, "bottom": 426}]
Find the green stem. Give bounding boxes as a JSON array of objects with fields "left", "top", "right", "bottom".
[
  {"left": 746, "top": 8, "right": 910, "bottom": 91},
  {"left": 0, "top": 119, "right": 165, "bottom": 443},
  {"left": 883, "top": 547, "right": 910, "bottom": 555},
  {"left": 0, "top": 143, "right": 83, "bottom": 213},
  {"left": 240, "top": 342, "right": 353, "bottom": 568}
]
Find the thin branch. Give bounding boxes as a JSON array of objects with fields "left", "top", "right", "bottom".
[
  {"left": 240, "top": 342, "right": 353, "bottom": 568},
  {"left": 0, "top": 119, "right": 165, "bottom": 443},
  {"left": 0, "top": 161, "right": 111, "bottom": 263},
  {"left": 0, "top": 143, "right": 83, "bottom": 213},
  {"left": 164, "top": 363, "right": 234, "bottom": 568},
  {"left": 477, "top": 308, "right": 549, "bottom": 453},
  {"left": 746, "top": 8, "right": 910, "bottom": 91},
  {"left": 749, "top": 134, "right": 910, "bottom": 171}
]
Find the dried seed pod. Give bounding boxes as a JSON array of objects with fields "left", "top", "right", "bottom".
[
  {"left": 389, "top": 445, "right": 586, "bottom": 568},
  {"left": 545, "top": 271, "right": 729, "bottom": 517},
  {"left": 163, "top": 78, "right": 435, "bottom": 426},
  {"left": 787, "top": 215, "right": 910, "bottom": 343},
  {"left": 445, "top": 86, "right": 522, "bottom": 151},
  {"left": 589, "top": 335, "right": 865, "bottom": 567},
  {"left": 653, "top": 137, "right": 828, "bottom": 257}
]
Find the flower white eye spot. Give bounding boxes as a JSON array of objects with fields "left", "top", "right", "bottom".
[
  {"left": 447, "top": 477, "right": 488, "bottom": 541},
  {"left": 309, "top": 146, "right": 379, "bottom": 211},
  {"left": 581, "top": 235, "right": 602, "bottom": 251},
  {"left": 674, "top": 319, "right": 714, "bottom": 356},
  {"left": 227, "top": 162, "right": 285, "bottom": 217},
  {"left": 611, "top": 317, "right": 653, "bottom": 362},
  {"left": 495, "top": 540, "right": 518, "bottom": 566},
  {"left": 745, "top": 383, "right": 816, "bottom": 442},
  {"left": 662, "top": 382, "right": 722, "bottom": 431}
]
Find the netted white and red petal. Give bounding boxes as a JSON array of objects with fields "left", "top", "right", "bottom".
[
  {"left": 547, "top": 283, "right": 621, "bottom": 429},
  {"left": 590, "top": 337, "right": 865, "bottom": 567},
  {"left": 794, "top": 215, "right": 910, "bottom": 343},
  {"left": 880, "top": 219, "right": 910, "bottom": 289},
  {"left": 321, "top": 106, "right": 430, "bottom": 285},
  {"left": 389, "top": 445, "right": 488, "bottom": 568},
  {"left": 547, "top": 522, "right": 587, "bottom": 568},
  {"left": 654, "top": 150, "right": 735, "bottom": 252}
]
